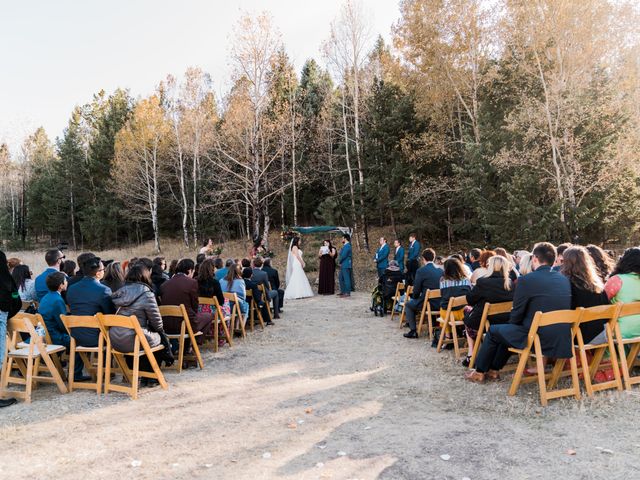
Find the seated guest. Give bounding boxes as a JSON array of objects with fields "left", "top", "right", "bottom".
[
  {"left": 67, "top": 256, "right": 115, "bottom": 353},
  {"left": 61, "top": 260, "right": 77, "bottom": 278},
  {"left": 35, "top": 249, "right": 65, "bottom": 301},
  {"left": 403, "top": 249, "right": 443, "bottom": 339},
  {"left": 102, "top": 261, "right": 125, "bottom": 293},
  {"left": 242, "top": 266, "right": 273, "bottom": 325},
  {"left": 153, "top": 257, "right": 170, "bottom": 279},
  {"left": 586, "top": 245, "right": 615, "bottom": 283},
  {"left": 470, "top": 250, "right": 495, "bottom": 285},
  {"left": 494, "top": 247, "right": 519, "bottom": 281},
  {"left": 561, "top": 246, "right": 609, "bottom": 343},
  {"left": 451, "top": 254, "right": 472, "bottom": 277},
  {"left": 159, "top": 258, "right": 199, "bottom": 335},
  {"left": 468, "top": 248, "right": 482, "bottom": 271},
  {"left": 553, "top": 242, "right": 572, "bottom": 270},
  {"left": 168, "top": 259, "right": 179, "bottom": 278},
  {"left": 466, "top": 242, "right": 571, "bottom": 383},
  {"left": 67, "top": 252, "right": 97, "bottom": 289},
  {"left": 603, "top": 247, "right": 640, "bottom": 340},
  {"left": 220, "top": 264, "right": 249, "bottom": 321},
  {"left": 463, "top": 256, "right": 514, "bottom": 366},
  {"left": 380, "top": 260, "right": 404, "bottom": 308},
  {"left": 252, "top": 257, "right": 280, "bottom": 319},
  {"left": 262, "top": 258, "right": 284, "bottom": 313},
  {"left": 195, "top": 253, "right": 206, "bottom": 277},
  {"left": 241, "top": 258, "right": 251, "bottom": 269},
  {"left": 7, "top": 257, "right": 21, "bottom": 273},
  {"left": 215, "top": 259, "right": 232, "bottom": 281},
  {"left": 12, "top": 264, "right": 36, "bottom": 302},
  {"left": 438, "top": 258, "right": 472, "bottom": 344},
  {"left": 151, "top": 258, "right": 168, "bottom": 295},
  {"left": 518, "top": 253, "right": 534, "bottom": 277},
  {"left": 196, "top": 258, "right": 223, "bottom": 342},
  {"left": 111, "top": 263, "right": 173, "bottom": 379}
]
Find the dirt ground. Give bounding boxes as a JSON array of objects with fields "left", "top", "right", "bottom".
[{"left": 2, "top": 291, "right": 640, "bottom": 480}]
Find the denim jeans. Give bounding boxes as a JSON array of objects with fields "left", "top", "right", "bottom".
[{"left": 0, "top": 310, "right": 8, "bottom": 371}]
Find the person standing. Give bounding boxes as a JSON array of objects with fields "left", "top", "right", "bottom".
[
  {"left": 374, "top": 237, "right": 390, "bottom": 278},
  {"left": 406, "top": 233, "right": 422, "bottom": 285},
  {"left": 338, "top": 234, "right": 353, "bottom": 297},
  {"left": 0, "top": 250, "right": 22, "bottom": 407},
  {"left": 393, "top": 239, "right": 405, "bottom": 273},
  {"left": 318, "top": 240, "right": 337, "bottom": 295}
]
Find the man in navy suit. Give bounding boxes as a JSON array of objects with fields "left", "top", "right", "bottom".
[
  {"left": 393, "top": 239, "right": 405, "bottom": 272},
  {"left": 403, "top": 248, "right": 443, "bottom": 338},
  {"left": 406, "top": 233, "right": 422, "bottom": 286},
  {"left": 34, "top": 249, "right": 65, "bottom": 301},
  {"left": 374, "top": 237, "right": 390, "bottom": 278},
  {"left": 338, "top": 234, "right": 353, "bottom": 297},
  {"left": 466, "top": 242, "right": 572, "bottom": 383}
]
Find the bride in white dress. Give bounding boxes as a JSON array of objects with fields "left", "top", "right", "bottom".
[{"left": 284, "top": 237, "right": 314, "bottom": 300}]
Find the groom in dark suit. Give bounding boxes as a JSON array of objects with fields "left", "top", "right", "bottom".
[
  {"left": 466, "top": 242, "right": 572, "bottom": 383},
  {"left": 338, "top": 234, "right": 353, "bottom": 297}
]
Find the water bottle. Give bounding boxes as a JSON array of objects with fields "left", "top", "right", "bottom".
[{"left": 35, "top": 322, "right": 46, "bottom": 343}]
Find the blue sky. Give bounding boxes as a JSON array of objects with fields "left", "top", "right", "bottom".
[{"left": 0, "top": 0, "right": 401, "bottom": 154}]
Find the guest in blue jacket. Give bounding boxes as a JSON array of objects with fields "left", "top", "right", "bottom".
[
  {"left": 34, "top": 249, "right": 65, "bottom": 301},
  {"left": 374, "top": 237, "right": 390, "bottom": 278},
  {"left": 393, "top": 239, "right": 405, "bottom": 272},
  {"left": 66, "top": 256, "right": 115, "bottom": 348}
]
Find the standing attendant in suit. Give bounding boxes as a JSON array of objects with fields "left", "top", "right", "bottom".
[
  {"left": 466, "top": 242, "right": 572, "bottom": 383},
  {"left": 393, "top": 239, "right": 405, "bottom": 273},
  {"left": 252, "top": 257, "right": 280, "bottom": 319},
  {"left": 374, "top": 237, "right": 390, "bottom": 278},
  {"left": 403, "top": 249, "right": 443, "bottom": 338},
  {"left": 406, "top": 233, "right": 422, "bottom": 286},
  {"left": 338, "top": 234, "right": 353, "bottom": 297}
]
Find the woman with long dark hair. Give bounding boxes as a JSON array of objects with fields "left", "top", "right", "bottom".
[
  {"left": 561, "top": 246, "right": 609, "bottom": 343},
  {"left": 0, "top": 250, "right": 22, "bottom": 407},
  {"left": 586, "top": 244, "right": 615, "bottom": 283},
  {"left": 11, "top": 264, "right": 36, "bottom": 302},
  {"left": 318, "top": 239, "right": 337, "bottom": 295}
]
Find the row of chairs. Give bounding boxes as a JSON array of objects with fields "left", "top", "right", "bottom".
[
  {"left": 1, "top": 287, "right": 275, "bottom": 402},
  {"left": 389, "top": 282, "right": 640, "bottom": 406}
]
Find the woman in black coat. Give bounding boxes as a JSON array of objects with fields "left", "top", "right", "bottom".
[
  {"left": 463, "top": 255, "right": 514, "bottom": 366},
  {"left": 561, "top": 246, "right": 609, "bottom": 343}
]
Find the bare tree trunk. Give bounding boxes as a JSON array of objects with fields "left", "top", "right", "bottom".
[
  {"left": 192, "top": 150, "right": 199, "bottom": 246},
  {"left": 351, "top": 60, "right": 369, "bottom": 252},
  {"left": 341, "top": 88, "right": 359, "bottom": 249},
  {"left": 263, "top": 205, "right": 270, "bottom": 249},
  {"left": 70, "top": 182, "right": 77, "bottom": 250}
]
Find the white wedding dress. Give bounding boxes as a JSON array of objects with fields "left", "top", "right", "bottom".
[{"left": 284, "top": 244, "right": 314, "bottom": 300}]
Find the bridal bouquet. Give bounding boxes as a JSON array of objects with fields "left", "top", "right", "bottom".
[
  {"left": 206, "top": 245, "right": 224, "bottom": 257},
  {"left": 262, "top": 250, "right": 275, "bottom": 258}
]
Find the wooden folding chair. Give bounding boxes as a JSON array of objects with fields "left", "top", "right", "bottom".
[
  {"left": 436, "top": 296, "right": 468, "bottom": 359},
  {"left": 13, "top": 312, "right": 66, "bottom": 380},
  {"left": 223, "top": 292, "right": 246, "bottom": 339},
  {"left": 508, "top": 309, "right": 582, "bottom": 406},
  {"left": 390, "top": 282, "right": 405, "bottom": 323},
  {"left": 416, "top": 289, "right": 441, "bottom": 339},
  {"left": 469, "top": 301, "right": 513, "bottom": 370},
  {"left": 97, "top": 313, "right": 168, "bottom": 400},
  {"left": 198, "top": 296, "right": 233, "bottom": 352},
  {"left": 159, "top": 305, "right": 204, "bottom": 372},
  {"left": 613, "top": 301, "right": 640, "bottom": 390},
  {"left": 21, "top": 300, "right": 39, "bottom": 312},
  {"left": 573, "top": 304, "right": 623, "bottom": 396},
  {"left": 397, "top": 285, "right": 414, "bottom": 328},
  {"left": 60, "top": 315, "right": 105, "bottom": 394},
  {"left": 0, "top": 315, "right": 67, "bottom": 403},
  {"left": 246, "top": 290, "right": 266, "bottom": 331},
  {"left": 258, "top": 284, "right": 274, "bottom": 323}
]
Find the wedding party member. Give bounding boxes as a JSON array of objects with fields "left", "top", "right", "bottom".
[
  {"left": 603, "top": 247, "right": 640, "bottom": 339},
  {"left": 160, "top": 258, "right": 199, "bottom": 335},
  {"left": 406, "top": 233, "right": 422, "bottom": 285},
  {"left": 393, "top": 239, "right": 405, "bottom": 272},
  {"left": 252, "top": 257, "right": 280, "bottom": 319},
  {"left": 262, "top": 258, "right": 284, "bottom": 310},
  {"left": 102, "top": 261, "right": 125, "bottom": 293},
  {"left": 374, "top": 237, "right": 390, "bottom": 278},
  {"left": 35, "top": 249, "right": 65, "bottom": 301},
  {"left": 200, "top": 238, "right": 214, "bottom": 255},
  {"left": 318, "top": 239, "right": 337, "bottom": 295},
  {"left": 12, "top": 264, "right": 36, "bottom": 302},
  {"left": 561, "top": 246, "right": 608, "bottom": 343},
  {"left": 403, "top": 248, "right": 443, "bottom": 339},
  {"left": 462, "top": 256, "right": 514, "bottom": 366},
  {"left": 250, "top": 237, "right": 267, "bottom": 258},
  {"left": 0, "top": 250, "right": 23, "bottom": 408},
  {"left": 111, "top": 263, "right": 173, "bottom": 378},
  {"left": 284, "top": 237, "right": 314, "bottom": 300},
  {"left": 466, "top": 242, "right": 571, "bottom": 383},
  {"left": 338, "top": 234, "right": 353, "bottom": 297}
]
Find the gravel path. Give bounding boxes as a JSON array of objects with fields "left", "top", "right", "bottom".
[{"left": 2, "top": 292, "right": 640, "bottom": 479}]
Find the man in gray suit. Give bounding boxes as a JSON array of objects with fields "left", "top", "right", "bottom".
[
  {"left": 403, "top": 248, "right": 443, "bottom": 339},
  {"left": 252, "top": 257, "right": 280, "bottom": 319}
]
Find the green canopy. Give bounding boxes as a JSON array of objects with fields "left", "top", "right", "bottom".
[{"left": 292, "top": 226, "right": 352, "bottom": 236}]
